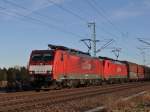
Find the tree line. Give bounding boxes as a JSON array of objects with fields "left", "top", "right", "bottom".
[{"left": 0, "top": 67, "right": 29, "bottom": 82}]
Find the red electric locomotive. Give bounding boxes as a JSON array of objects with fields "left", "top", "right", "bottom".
[
  {"left": 28, "top": 44, "right": 103, "bottom": 89},
  {"left": 99, "top": 57, "right": 128, "bottom": 83}
]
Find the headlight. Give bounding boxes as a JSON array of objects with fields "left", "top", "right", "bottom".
[{"left": 30, "top": 71, "right": 35, "bottom": 74}]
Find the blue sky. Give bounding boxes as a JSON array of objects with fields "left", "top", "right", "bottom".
[{"left": 0, "top": 0, "right": 150, "bottom": 68}]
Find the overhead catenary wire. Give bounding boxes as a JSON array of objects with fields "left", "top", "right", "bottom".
[
  {"left": 79, "top": 0, "right": 120, "bottom": 39},
  {"left": 46, "top": 0, "right": 122, "bottom": 40},
  {"left": 2, "top": 0, "right": 122, "bottom": 40},
  {"left": 100, "top": 27, "right": 120, "bottom": 39},
  {"left": 2, "top": 0, "right": 67, "bottom": 24},
  {"left": 92, "top": 0, "right": 123, "bottom": 34},
  {"left": 47, "top": 0, "right": 88, "bottom": 22},
  {"left": 86, "top": 0, "right": 124, "bottom": 36},
  {"left": 0, "top": 5, "right": 85, "bottom": 39},
  {"left": 138, "top": 38, "right": 150, "bottom": 46},
  {"left": 47, "top": 0, "right": 121, "bottom": 39}
]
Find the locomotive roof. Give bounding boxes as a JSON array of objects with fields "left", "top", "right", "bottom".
[
  {"left": 98, "top": 56, "right": 117, "bottom": 61},
  {"left": 121, "top": 60, "right": 138, "bottom": 65},
  {"left": 32, "top": 50, "right": 54, "bottom": 53},
  {"left": 98, "top": 56, "right": 142, "bottom": 66},
  {"left": 98, "top": 56, "right": 126, "bottom": 64},
  {"left": 48, "top": 44, "right": 90, "bottom": 56}
]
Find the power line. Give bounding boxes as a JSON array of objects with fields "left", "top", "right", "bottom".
[
  {"left": 100, "top": 27, "right": 120, "bottom": 39},
  {"left": 86, "top": 0, "right": 124, "bottom": 36},
  {"left": 92, "top": 0, "right": 123, "bottom": 33},
  {"left": 47, "top": 0, "right": 120, "bottom": 40},
  {"left": 78, "top": 0, "right": 120, "bottom": 39},
  {"left": 138, "top": 38, "right": 150, "bottom": 46},
  {"left": 47, "top": 0, "right": 88, "bottom": 22},
  {"left": 0, "top": 5, "right": 84, "bottom": 39},
  {"left": 3, "top": 0, "right": 91, "bottom": 38},
  {"left": 2, "top": 0, "right": 121, "bottom": 41},
  {"left": 2, "top": 0, "right": 65, "bottom": 24}
]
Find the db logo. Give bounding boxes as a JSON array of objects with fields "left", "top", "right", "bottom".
[
  {"left": 82, "top": 62, "right": 92, "bottom": 70},
  {"left": 117, "top": 67, "right": 121, "bottom": 72}
]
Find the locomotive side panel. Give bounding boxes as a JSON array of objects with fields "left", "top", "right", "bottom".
[
  {"left": 103, "top": 60, "right": 128, "bottom": 80},
  {"left": 53, "top": 50, "right": 103, "bottom": 81},
  {"left": 53, "top": 50, "right": 65, "bottom": 80}
]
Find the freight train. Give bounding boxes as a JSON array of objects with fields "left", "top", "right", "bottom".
[{"left": 28, "top": 44, "right": 150, "bottom": 90}]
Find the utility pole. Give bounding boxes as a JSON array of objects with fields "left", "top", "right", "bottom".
[
  {"left": 81, "top": 22, "right": 114, "bottom": 56},
  {"left": 88, "top": 22, "right": 96, "bottom": 57}
]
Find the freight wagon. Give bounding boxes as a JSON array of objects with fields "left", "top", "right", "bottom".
[
  {"left": 144, "top": 66, "right": 150, "bottom": 80},
  {"left": 99, "top": 57, "right": 128, "bottom": 83},
  {"left": 137, "top": 65, "right": 145, "bottom": 80},
  {"left": 123, "top": 61, "right": 138, "bottom": 81}
]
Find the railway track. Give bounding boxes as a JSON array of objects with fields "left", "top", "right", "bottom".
[
  {"left": 0, "top": 83, "right": 132, "bottom": 102},
  {"left": 0, "top": 82, "right": 143, "bottom": 102},
  {"left": 0, "top": 82, "right": 149, "bottom": 112},
  {"left": 0, "top": 85, "right": 108, "bottom": 102}
]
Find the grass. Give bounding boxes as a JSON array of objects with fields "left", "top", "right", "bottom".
[{"left": 107, "top": 92, "right": 150, "bottom": 112}]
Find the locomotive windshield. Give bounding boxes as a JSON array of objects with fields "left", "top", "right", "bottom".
[
  {"left": 32, "top": 54, "right": 42, "bottom": 61},
  {"left": 31, "top": 53, "right": 54, "bottom": 61},
  {"left": 43, "top": 54, "right": 53, "bottom": 61}
]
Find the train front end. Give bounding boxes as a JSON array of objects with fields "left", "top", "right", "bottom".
[{"left": 28, "top": 50, "right": 54, "bottom": 89}]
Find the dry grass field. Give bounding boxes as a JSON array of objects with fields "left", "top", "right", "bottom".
[{"left": 108, "top": 92, "right": 150, "bottom": 112}]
